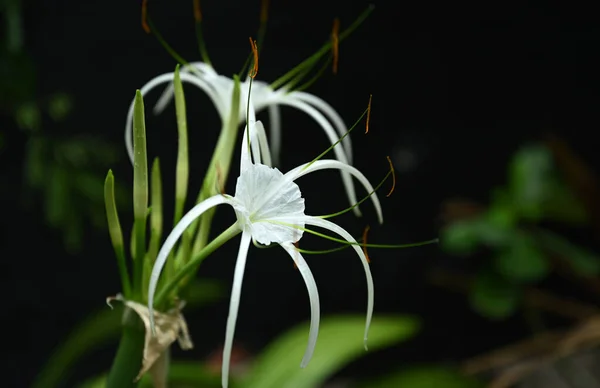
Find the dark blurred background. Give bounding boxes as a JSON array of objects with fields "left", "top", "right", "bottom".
[{"left": 2, "top": 0, "right": 600, "bottom": 387}]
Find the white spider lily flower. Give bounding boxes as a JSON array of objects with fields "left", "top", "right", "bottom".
[
  {"left": 148, "top": 120, "right": 382, "bottom": 388},
  {"left": 125, "top": 63, "right": 364, "bottom": 216}
]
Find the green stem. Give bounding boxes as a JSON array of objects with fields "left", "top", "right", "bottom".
[
  {"left": 106, "top": 309, "right": 145, "bottom": 388},
  {"left": 156, "top": 223, "right": 240, "bottom": 306}
]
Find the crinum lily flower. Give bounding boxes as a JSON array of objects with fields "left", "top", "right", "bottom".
[
  {"left": 147, "top": 118, "right": 383, "bottom": 388},
  {"left": 125, "top": 64, "right": 362, "bottom": 216},
  {"left": 126, "top": 5, "right": 375, "bottom": 217}
]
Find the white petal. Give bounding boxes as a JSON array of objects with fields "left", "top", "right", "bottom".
[
  {"left": 288, "top": 91, "right": 353, "bottom": 164},
  {"left": 148, "top": 195, "right": 235, "bottom": 329},
  {"left": 153, "top": 62, "right": 216, "bottom": 114},
  {"left": 301, "top": 216, "right": 374, "bottom": 351},
  {"left": 271, "top": 96, "right": 360, "bottom": 216},
  {"left": 281, "top": 243, "right": 320, "bottom": 368},
  {"left": 125, "top": 71, "right": 226, "bottom": 165},
  {"left": 222, "top": 230, "right": 252, "bottom": 388},
  {"left": 267, "top": 104, "right": 282, "bottom": 165},
  {"left": 285, "top": 159, "right": 383, "bottom": 225},
  {"left": 254, "top": 121, "right": 272, "bottom": 167}
]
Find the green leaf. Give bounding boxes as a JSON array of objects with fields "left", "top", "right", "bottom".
[
  {"left": 536, "top": 229, "right": 600, "bottom": 276},
  {"left": 104, "top": 170, "right": 132, "bottom": 297},
  {"left": 540, "top": 180, "right": 588, "bottom": 224},
  {"left": 132, "top": 90, "right": 149, "bottom": 295},
  {"left": 486, "top": 188, "right": 518, "bottom": 229},
  {"left": 509, "top": 145, "right": 553, "bottom": 221},
  {"left": 470, "top": 271, "right": 520, "bottom": 320},
  {"left": 148, "top": 158, "right": 163, "bottom": 258},
  {"left": 33, "top": 305, "right": 124, "bottom": 388},
  {"left": 47, "top": 92, "right": 73, "bottom": 122},
  {"left": 360, "top": 365, "right": 484, "bottom": 388},
  {"left": 15, "top": 101, "right": 41, "bottom": 132},
  {"left": 242, "top": 315, "right": 419, "bottom": 388},
  {"left": 173, "top": 65, "right": 189, "bottom": 225},
  {"left": 493, "top": 233, "right": 549, "bottom": 282},
  {"left": 35, "top": 279, "right": 222, "bottom": 388},
  {"left": 441, "top": 217, "right": 513, "bottom": 254}
]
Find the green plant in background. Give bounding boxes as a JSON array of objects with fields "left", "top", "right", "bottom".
[
  {"left": 441, "top": 144, "right": 600, "bottom": 320},
  {"left": 1, "top": 0, "right": 124, "bottom": 252}
]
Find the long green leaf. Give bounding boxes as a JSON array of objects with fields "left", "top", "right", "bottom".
[
  {"left": 104, "top": 170, "right": 131, "bottom": 297},
  {"left": 133, "top": 90, "right": 149, "bottom": 295},
  {"left": 242, "top": 315, "right": 419, "bottom": 388},
  {"left": 173, "top": 65, "right": 189, "bottom": 225}
]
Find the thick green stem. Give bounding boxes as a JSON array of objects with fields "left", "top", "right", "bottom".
[{"left": 106, "top": 309, "right": 145, "bottom": 388}]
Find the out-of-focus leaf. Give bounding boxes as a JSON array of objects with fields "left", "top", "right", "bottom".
[
  {"left": 33, "top": 306, "right": 124, "bottom": 388},
  {"left": 536, "top": 229, "right": 600, "bottom": 276},
  {"left": 242, "top": 315, "right": 419, "bottom": 388},
  {"left": 79, "top": 362, "right": 222, "bottom": 388},
  {"left": 493, "top": 233, "right": 549, "bottom": 282},
  {"left": 486, "top": 188, "right": 518, "bottom": 229},
  {"left": 0, "top": 48, "right": 36, "bottom": 107},
  {"left": 47, "top": 92, "right": 73, "bottom": 121},
  {"left": 15, "top": 101, "right": 41, "bottom": 132},
  {"left": 470, "top": 270, "right": 520, "bottom": 319},
  {"left": 541, "top": 180, "right": 588, "bottom": 224},
  {"left": 34, "top": 279, "right": 222, "bottom": 388},
  {"left": 441, "top": 218, "right": 514, "bottom": 254},
  {"left": 509, "top": 145, "right": 552, "bottom": 221},
  {"left": 360, "top": 365, "right": 484, "bottom": 388}
]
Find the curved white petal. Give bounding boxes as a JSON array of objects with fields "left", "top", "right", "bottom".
[
  {"left": 222, "top": 229, "right": 252, "bottom": 388},
  {"left": 254, "top": 121, "right": 272, "bottom": 167},
  {"left": 288, "top": 91, "right": 353, "bottom": 164},
  {"left": 271, "top": 96, "right": 359, "bottom": 215},
  {"left": 281, "top": 243, "right": 320, "bottom": 368},
  {"left": 125, "top": 71, "right": 226, "bottom": 164},
  {"left": 148, "top": 195, "right": 235, "bottom": 328},
  {"left": 285, "top": 159, "right": 383, "bottom": 224},
  {"left": 267, "top": 104, "right": 282, "bottom": 165},
  {"left": 301, "top": 216, "right": 374, "bottom": 351},
  {"left": 154, "top": 61, "right": 217, "bottom": 114}
]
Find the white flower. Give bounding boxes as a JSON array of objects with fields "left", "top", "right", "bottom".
[
  {"left": 125, "top": 62, "right": 365, "bottom": 216},
  {"left": 147, "top": 120, "right": 382, "bottom": 388}
]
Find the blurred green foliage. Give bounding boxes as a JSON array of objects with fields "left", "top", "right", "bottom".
[
  {"left": 1, "top": 1, "right": 125, "bottom": 252},
  {"left": 441, "top": 145, "right": 600, "bottom": 319},
  {"left": 361, "top": 365, "right": 484, "bottom": 388},
  {"left": 76, "top": 315, "right": 421, "bottom": 388}
]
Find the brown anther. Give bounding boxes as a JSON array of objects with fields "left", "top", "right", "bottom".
[
  {"left": 193, "top": 0, "right": 202, "bottom": 22},
  {"left": 362, "top": 225, "right": 371, "bottom": 263},
  {"left": 249, "top": 37, "right": 259, "bottom": 78},
  {"left": 366, "top": 94, "right": 372, "bottom": 134},
  {"left": 331, "top": 18, "right": 340, "bottom": 74},
  {"left": 141, "top": 0, "right": 151, "bottom": 34},
  {"left": 260, "top": 0, "right": 269, "bottom": 23},
  {"left": 386, "top": 156, "right": 396, "bottom": 197}
]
